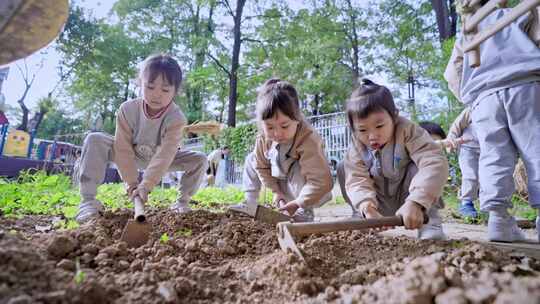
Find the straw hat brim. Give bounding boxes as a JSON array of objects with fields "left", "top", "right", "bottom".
[{"left": 0, "top": 0, "right": 69, "bottom": 65}]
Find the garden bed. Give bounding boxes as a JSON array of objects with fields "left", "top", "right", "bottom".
[{"left": 1, "top": 209, "right": 540, "bottom": 304}]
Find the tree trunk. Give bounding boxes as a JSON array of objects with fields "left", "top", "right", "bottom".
[
  {"left": 431, "top": 0, "right": 457, "bottom": 41},
  {"left": 226, "top": 0, "right": 247, "bottom": 127},
  {"left": 16, "top": 90, "right": 30, "bottom": 131},
  {"left": 345, "top": 0, "right": 361, "bottom": 85}
]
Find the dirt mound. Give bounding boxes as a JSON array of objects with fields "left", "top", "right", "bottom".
[{"left": 1, "top": 209, "right": 539, "bottom": 303}]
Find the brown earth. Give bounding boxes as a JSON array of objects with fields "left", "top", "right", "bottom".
[{"left": 1, "top": 209, "right": 539, "bottom": 304}]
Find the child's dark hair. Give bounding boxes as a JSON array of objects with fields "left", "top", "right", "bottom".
[
  {"left": 256, "top": 78, "right": 302, "bottom": 121},
  {"left": 346, "top": 79, "right": 398, "bottom": 128},
  {"left": 140, "top": 53, "right": 183, "bottom": 93},
  {"left": 419, "top": 121, "right": 447, "bottom": 139}
]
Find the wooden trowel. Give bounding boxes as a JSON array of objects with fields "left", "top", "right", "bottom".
[{"left": 120, "top": 196, "right": 151, "bottom": 248}]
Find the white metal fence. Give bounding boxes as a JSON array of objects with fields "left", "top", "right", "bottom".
[{"left": 204, "top": 112, "right": 352, "bottom": 186}]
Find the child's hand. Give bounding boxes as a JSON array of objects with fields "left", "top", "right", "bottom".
[
  {"left": 396, "top": 201, "right": 424, "bottom": 229},
  {"left": 125, "top": 183, "right": 138, "bottom": 197},
  {"left": 357, "top": 200, "right": 383, "bottom": 219},
  {"left": 130, "top": 185, "right": 150, "bottom": 203},
  {"left": 278, "top": 200, "right": 299, "bottom": 217},
  {"left": 273, "top": 192, "right": 287, "bottom": 208},
  {"left": 357, "top": 200, "right": 394, "bottom": 231}
]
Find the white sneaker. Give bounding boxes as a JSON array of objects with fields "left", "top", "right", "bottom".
[
  {"left": 76, "top": 200, "right": 104, "bottom": 223},
  {"left": 417, "top": 208, "right": 447, "bottom": 240},
  {"left": 170, "top": 201, "right": 192, "bottom": 214},
  {"left": 488, "top": 211, "right": 526, "bottom": 242}
]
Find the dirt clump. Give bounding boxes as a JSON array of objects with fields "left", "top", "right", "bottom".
[{"left": 1, "top": 209, "right": 539, "bottom": 303}]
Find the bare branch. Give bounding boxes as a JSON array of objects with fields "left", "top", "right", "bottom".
[
  {"left": 220, "top": 0, "right": 235, "bottom": 18},
  {"left": 207, "top": 52, "right": 231, "bottom": 77}
]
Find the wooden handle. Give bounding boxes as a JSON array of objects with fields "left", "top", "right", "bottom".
[
  {"left": 134, "top": 196, "right": 146, "bottom": 222},
  {"left": 464, "top": 0, "right": 508, "bottom": 33},
  {"left": 464, "top": 0, "right": 540, "bottom": 52},
  {"left": 287, "top": 216, "right": 404, "bottom": 237},
  {"left": 285, "top": 213, "right": 429, "bottom": 237}
]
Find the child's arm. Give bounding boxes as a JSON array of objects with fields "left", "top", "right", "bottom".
[
  {"left": 443, "top": 39, "right": 464, "bottom": 100},
  {"left": 343, "top": 140, "right": 378, "bottom": 210},
  {"left": 139, "top": 119, "right": 185, "bottom": 193},
  {"left": 405, "top": 124, "right": 449, "bottom": 212},
  {"left": 253, "top": 136, "right": 282, "bottom": 195},
  {"left": 292, "top": 135, "right": 333, "bottom": 209},
  {"left": 447, "top": 108, "right": 470, "bottom": 140},
  {"left": 113, "top": 107, "right": 140, "bottom": 191}
]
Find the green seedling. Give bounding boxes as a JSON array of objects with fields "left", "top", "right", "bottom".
[
  {"left": 73, "top": 259, "right": 86, "bottom": 285},
  {"left": 160, "top": 233, "right": 170, "bottom": 244}
]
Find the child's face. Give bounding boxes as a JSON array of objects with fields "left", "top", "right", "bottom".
[
  {"left": 262, "top": 110, "right": 299, "bottom": 144},
  {"left": 142, "top": 73, "right": 176, "bottom": 111},
  {"left": 352, "top": 110, "right": 394, "bottom": 150}
]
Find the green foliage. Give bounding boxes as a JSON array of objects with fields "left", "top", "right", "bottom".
[
  {"left": 0, "top": 171, "right": 178, "bottom": 221},
  {"left": 192, "top": 186, "right": 246, "bottom": 207},
  {"left": 0, "top": 170, "right": 80, "bottom": 217},
  {"left": 175, "top": 228, "right": 192, "bottom": 237},
  {"left": 219, "top": 124, "right": 258, "bottom": 162}
]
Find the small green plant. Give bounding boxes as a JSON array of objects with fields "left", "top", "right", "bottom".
[
  {"left": 54, "top": 219, "right": 80, "bottom": 230},
  {"left": 159, "top": 233, "right": 170, "bottom": 244},
  {"left": 175, "top": 228, "right": 192, "bottom": 237},
  {"left": 73, "top": 259, "right": 85, "bottom": 285}
]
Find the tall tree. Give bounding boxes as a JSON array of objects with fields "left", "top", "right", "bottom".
[
  {"left": 57, "top": 6, "right": 144, "bottom": 133},
  {"left": 431, "top": 0, "right": 457, "bottom": 41},
  {"left": 113, "top": 0, "right": 218, "bottom": 123},
  {"left": 14, "top": 59, "right": 47, "bottom": 132}
]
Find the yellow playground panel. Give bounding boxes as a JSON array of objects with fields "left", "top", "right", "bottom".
[{"left": 3, "top": 129, "right": 30, "bottom": 157}]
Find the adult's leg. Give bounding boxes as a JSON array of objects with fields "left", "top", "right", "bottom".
[
  {"left": 505, "top": 82, "right": 540, "bottom": 242},
  {"left": 472, "top": 91, "right": 524, "bottom": 242}
]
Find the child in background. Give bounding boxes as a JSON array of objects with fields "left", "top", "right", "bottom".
[
  {"left": 230, "top": 78, "right": 333, "bottom": 222},
  {"left": 339, "top": 79, "right": 449, "bottom": 240},
  {"left": 76, "top": 54, "right": 208, "bottom": 223},
  {"left": 445, "top": 1, "right": 540, "bottom": 242},
  {"left": 420, "top": 115, "right": 480, "bottom": 219}
]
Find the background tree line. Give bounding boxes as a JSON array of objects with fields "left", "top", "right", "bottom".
[{"left": 13, "top": 0, "right": 465, "bottom": 139}]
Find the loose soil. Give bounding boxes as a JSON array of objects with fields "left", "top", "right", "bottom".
[{"left": 1, "top": 209, "right": 539, "bottom": 304}]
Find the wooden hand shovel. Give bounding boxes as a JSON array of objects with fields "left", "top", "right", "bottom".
[
  {"left": 120, "top": 196, "right": 151, "bottom": 248},
  {"left": 277, "top": 215, "right": 429, "bottom": 261}
]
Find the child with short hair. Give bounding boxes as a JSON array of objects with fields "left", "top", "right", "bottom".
[
  {"left": 445, "top": 2, "right": 540, "bottom": 242},
  {"left": 339, "top": 79, "right": 449, "bottom": 240},
  {"left": 420, "top": 113, "right": 480, "bottom": 219},
  {"left": 76, "top": 54, "right": 208, "bottom": 223},
  {"left": 230, "top": 78, "right": 333, "bottom": 222}
]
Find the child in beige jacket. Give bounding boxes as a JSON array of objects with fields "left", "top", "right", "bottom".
[
  {"left": 76, "top": 54, "right": 208, "bottom": 223},
  {"left": 338, "top": 79, "right": 449, "bottom": 240},
  {"left": 230, "top": 78, "right": 333, "bottom": 222}
]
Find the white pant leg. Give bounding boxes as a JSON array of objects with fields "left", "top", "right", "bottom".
[
  {"left": 241, "top": 152, "right": 262, "bottom": 204},
  {"left": 169, "top": 150, "right": 208, "bottom": 204},
  {"left": 79, "top": 132, "right": 115, "bottom": 200},
  {"left": 458, "top": 146, "right": 480, "bottom": 202}
]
